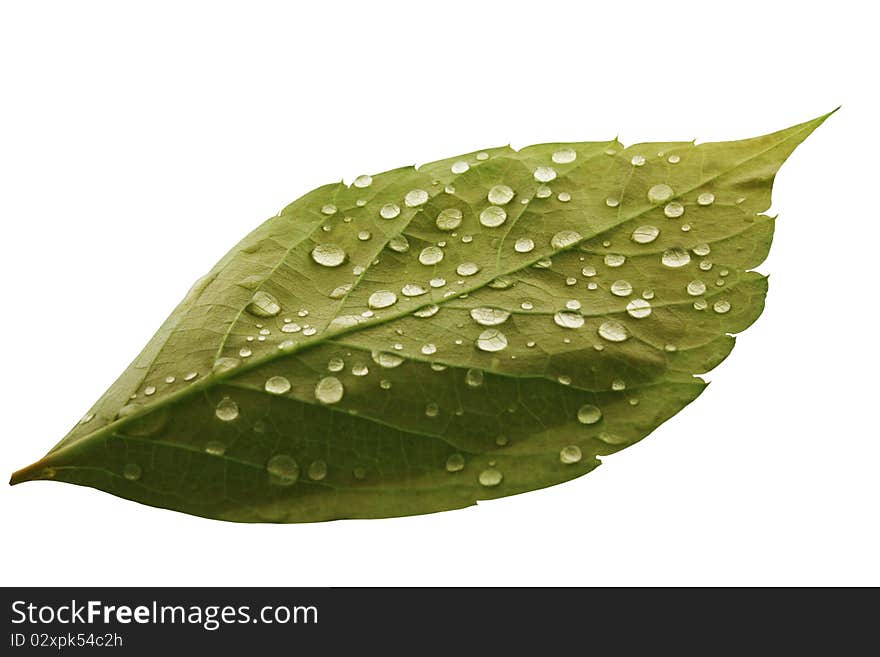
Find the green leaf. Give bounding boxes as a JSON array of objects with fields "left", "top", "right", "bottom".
[{"left": 10, "top": 112, "right": 833, "bottom": 522}]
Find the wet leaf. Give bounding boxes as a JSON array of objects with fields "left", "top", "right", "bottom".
[{"left": 10, "top": 112, "right": 834, "bottom": 522}]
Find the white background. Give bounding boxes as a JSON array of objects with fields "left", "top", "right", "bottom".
[{"left": 1, "top": 1, "right": 877, "bottom": 586}]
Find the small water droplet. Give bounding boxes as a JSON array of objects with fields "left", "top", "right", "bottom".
[
  {"left": 368, "top": 290, "right": 398, "bottom": 309},
  {"left": 184, "top": 371, "right": 198, "bottom": 382},
  {"left": 321, "top": 204, "right": 337, "bottom": 216},
  {"left": 687, "top": 280, "right": 707, "bottom": 296},
  {"left": 476, "top": 152, "right": 489, "bottom": 161},
  {"left": 451, "top": 160, "right": 469, "bottom": 174},
  {"left": 557, "top": 191, "right": 571, "bottom": 202},
  {"left": 421, "top": 343, "right": 437, "bottom": 356},
  {"left": 215, "top": 397, "right": 240, "bottom": 422},
  {"left": 405, "top": 189, "right": 429, "bottom": 207},
  {"left": 631, "top": 225, "right": 660, "bottom": 244},
  {"left": 267, "top": 454, "right": 299, "bottom": 486},
  {"left": 315, "top": 376, "right": 344, "bottom": 404},
  {"left": 380, "top": 203, "right": 400, "bottom": 219},
  {"left": 353, "top": 174, "right": 372, "bottom": 188},
  {"left": 388, "top": 235, "right": 410, "bottom": 253},
  {"left": 465, "top": 368, "right": 484, "bottom": 388},
  {"left": 668, "top": 154, "right": 681, "bottom": 164},
  {"left": 606, "top": 196, "right": 620, "bottom": 208},
  {"left": 693, "top": 243, "right": 711, "bottom": 256},
  {"left": 521, "top": 301, "right": 534, "bottom": 310},
  {"left": 631, "top": 154, "right": 646, "bottom": 166},
  {"left": 514, "top": 237, "right": 535, "bottom": 253},
  {"left": 311, "top": 243, "right": 347, "bottom": 267},
  {"left": 566, "top": 299, "right": 581, "bottom": 310},
  {"left": 626, "top": 298, "right": 652, "bottom": 318},
  {"left": 470, "top": 307, "right": 510, "bottom": 326},
  {"left": 559, "top": 445, "right": 583, "bottom": 464},
  {"left": 144, "top": 385, "right": 156, "bottom": 396},
  {"left": 205, "top": 441, "right": 226, "bottom": 456},
  {"left": 604, "top": 254, "right": 626, "bottom": 267},
  {"left": 697, "top": 192, "right": 715, "bottom": 206},
  {"left": 610, "top": 280, "right": 633, "bottom": 297},
  {"left": 552, "top": 148, "right": 577, "bottom": 164},
  {"left": 308, "top": 460, "right": 328, "bottom": 481},
  {"left": 536, "top": 185, "right": 552, "bottom": 199},
  {"left": 582, "top": 266, "right": 597, "bottom": 277},
  {"left": 245, "top": 290, "right": 281, "bottom": 318},
  {"left": 664, "top": 202, "right": 685, "bottom": 218},
  {"left": 281, "top": 322, "right": 302, "bottom": 333},
  {"left": 611, "top": 379, "right": 626, "bottom": 391},
  {"left": 487, "top": 184, "right": 515, "bottom": 205},
  {"left": 661, "top": 247, "right": 691, "bottom": 268},
  {"left": 123, "top": 463, "right": 142, "bottom": 481},
  {"left": 550, "top": 230, "right": 582, "bottom": 249},
  {"left": 401, "top": 283, "right": 427, "bottom": 297},
  {"left": 647, "top": 184, "right": 674, "bottom": 203},
  {"left": 419, "top": 246, "right": 444, "bottom": 265},
  {"left": 436, "top": 208, "right": 463, "bottom": 231},
  {"left": 327, "top": 357, "right": 345, "bottom": 372},
  {"left": 425, "top": 402, "right": 440, "bottom": 418},
  {"left": 352, "top": 363, "right": 369, "bottom": 376},
  {"left": 479, "top": 206, "right": 507, "bottom": 227},
  {"left": 264, "top": 376, "right": 291, "bottom": 395},
  {"left": 577, "top": 404, "right": 602, "bottom": 424},
  {"left": 713, "top": 300, "right": 731, "bottom": 314},
  {"left": 372, "top": 351, "right": 405, "bottom": 368},
  {"left": 534, "top": 166, "right": 557, "bottom": 182},
  {"left": 598, "top": 320, "right": 629, "bottom": 342},
  {"left": 554, "top": 310, "right": 584, "bottom": 329},
  {"left": 357, "top": 230, "right": 372, "bottom": 241},
  {"left": 478, "top": 468, "right": 503, "bottom": 487},
  {"left": 213, "top": 357, "right": 241, "bottom": 374},
  {"left": 456, "top": 262, "right": 480, "bottom": 277},
  {"left": 380, "top": 379, "right": 391, "bottom": 390},
  {"left": 445, "top": 453, "right": 465, "bottom": 472},
  {"left": 413, "top": 304, "right": 440, "bottom": 318},
  {"left": 476, "top": 329, "right": 508, "bottom": 352}
]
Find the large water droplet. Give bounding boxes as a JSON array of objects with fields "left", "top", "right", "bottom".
[
  {"left": 604, "top": 254, "right": 626, "bottom": 267},
  {"left": 554, "top": 310, "right": 585, "bottom": 329},
  {"left": 697, "top": 192, "right": 715, "bottom": 206},
  {"left": 470, "top": 307, "right": 510, "bottom": 326},
  {"left": 353, "top": 174, "right": 372, "bottom": 188},
  {"left": 265, "top": 376, "right": 291, "bottom": 395},
  {"left": 267, "top": 454, "right": 299, "bottom": 486},
  {"left": 550, "top": 230, "right": 582, "bottom": 249},
  {"left": 478, "top": 468, "right": 503, "bottom": 487},
  {"left": 661, "top": 247, "right": 691, "bottom": 268},
  {"left": 419, "top": 246, "right": 444, "bottom": 265},
  {"left": 647, "top": 184, "right": 674, "bottom": 203},
  {"left": 514, "top": 237, "right": 535, "bottom": 253},
  {"left": 405, "top": 189, "right": 429, "bottom": 207},
  {"left": 687, "top": 280, "right": 707, "bottom": 296},
  {"left": 246, "top": 290, "right": 281, "bottom": 318},
  {"left": 436, "top": 208, "right": 463, "bottom": 231},
  {"left": 315, "top": 376, "right": 344, "bottom": 404},
  {"left": 664, "top": 202, "right": 685, "bottom": 218},
  {"left": 352, "top": 363, "right": 369, "bottom": 376},
  {"left": 533, "top": 166, "right": 557, "bottom": 182},
  {"left": 372, "top": 351, "right": 405, "bottom": 368},
  {"left": 311, "top": 243, "right": 346, "bottom": 267},
  {"left": 479, "top": 206, "right": 507, "bottom": 227},
  {"left": 598, "top": 320, "right": 629, "bottom": 342},
  {"left": 626, "top": 298, "right": 652, "bottom": 318},
  {"left": 610, "top": 280, "right": 633, "bottom": 297},
  {"left": 421, "top": 343, "right": 437, "bottom": 355},
  {"left": 487, "top": 184, "right": 515, "bottom": 205},
  {"left": 401, "top": 283, "right": 427, "bottom": 297},
  {"left": 446, "top": 453, "right": 465, "bottom": 473},
  {"left": 215, "top": 397, "right": 240, "bottom": 422},
  {"left": 559, "top": 445, "right": 583, "bottom": 464},
  {"left": 451, "top": 160, "right": 469, "bottom": 174},
  {"left": 577, "top": 404, "right": 602, "bottom": 424},
  {"left": 457, "top": 262, "right": 481, "bottom": 277},
  {"left": 368, "top": 290, "right": 398, "bottom": 309},
  {"left": 380, "top": 203, "right": 401, "bottom": 219},
  {"left": 388, "top": 235, "right": 410, "bottom": 253},
  {"left": 631, "top": 225, "right": 660, "bottom": 244},
  {"left": 476, "top": 329, "right": 508, "bottom": 352},
  {"left": 713, "top": 300, "right": 731, "bottom": 314},
  {"left": 552, "top": 148, "right": 577, "bottom": 164}
]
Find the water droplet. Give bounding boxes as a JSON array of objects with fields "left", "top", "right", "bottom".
[
  {"left": 470, "top": 307, "right": 510, "bottom": 326},
  {"left": 419, "top": 246, "right": 444, "bottom": 265},
  {"left": 430, "top": 277, "right": 447, "bottom": 288},
  {"left": 353, "top": 467, "right": 367, "bottom": 480},
  {"left": 303, "top": 327, "right": 317, "bottom": 336},
  {"left": 552, "top": 148, "right": 577, "bottom": 164},
  {"left": 566, "top": 299, "right": 581, "bottom": 310},
  {"left": 631, "top": 155, "right": 646, "bottom": 166},
  {"left": 478, "top": 468, "right": 503, "bottom": 487},
  {"left": 184, "top": 371, "right": 198, "bottom": 382},
  {"left": 368, "top": 290, "right": 398, "bottom": 309},
  {"left": 479, "top": 206, "right": 507, "bottom": 227},
  {"left": 476, "top": 152, "right": 489, "bottom": 161},
  {"left": 487, "top": 184, "right": 515, "bottom": 205},
  {"left": 534, "top": 258, "right": 552, "bottom": 269},
  {"left": 465, "top": 368, "right": 484, "bottom": 387},
  {"left": 604, "top": 254, "right": 626, "bottom": 267},
  {"left": 694, "top": 299, "right": 708, "bottom": 310},
  {"left": 697, "top": 192, "right": 715, "bottom": 206},
  {"left": 582, "top": 266, "right": 597, "bottom": 277},
  {"left": 668, "top": 154, "right": 681, "bottom": 164},
  {"left": 446, "top": 453, "right": 465, "bottom": 472},
  {"left": 713, "top": 300, "right": 731, "bottom": 314},
  {"left": 425, "top": 402, "right": 440, "bottom": 417},
  {"left": 577, "top": 404, "right": 602, "bottom": 424},
  {"left": 606, "top": 197, "right": 620, "bottom": 208},
  {"left": 321, "top": 204, "right": 337, "bottom": 216},
  {"left": 514, "top": 237, "right": 535, "bottom": 253},
  {"left": 213, "top": 357, "right": 241, "bottom": 374},
  {"left": 205, "top": 441, "right": 226, "bottom": 456},
  {"left": 123, "top": 463, "right": 142, "bottom": 481},
  {"left": 267, "top": 454, "right": 299, "bottom": 486},
  {"left": 80, "top": 412, "right": 95, "bottom": 425},
  {"left": 352, "top": 363, "right": 369, "bottom": 376},
  {"left": 311, "top": 243, "right": 346, "bottom": 267},
  {"left": 281, "top": 322, "right": 302, "bottom": 333},
  {"left": 661, "top": 247, "right": 691, "bottom": 268},
  {"left": 405, "top": 189, "right": 429, "bottom": 207},
  {"left": 388, "top": 235, "right": 410, "bottom": 253},
  {"left": 631, "top": 225, "right": 660, "bottom": 244},
  {"left": 611, "top": 379, "right": 626, "bottom": 391},
  {"left": 534, "top": 166, "right": 557, "bottom": 182},
  {"left": 687, "top": 280, "right": 707, "bottom": 296},
  {"left": 215, "top": 397, "right": 240, "bottom": 421},
  {"left": 380, "top": 203, "right": 400, "bottom": 219},
  {"left": 245, "top": 290, "right": 281, "bottom": 318},
  {"left": 413, "top": 304, "right": 440, "bottom": 318},
  {"left": 597, "top": 431, "right": 628, "bottom": 445},
  {"left": 436, "top": 208, "right": 463, "bottom": 231},
  {"left": 380, "top": 379, "right": 391, "bottom": 390},
  {"left": 699, "top": 260, "right": 713, "bottom": 271},
  {"left": 372, "top": 351, "right": 405, "bottom": 368},
  {"left": 326, "top": 357, "right": 345, "bottom": 373},
  {"left": 401, "top": 283, "right": 427, "bottom": 297},
  {"left": 598, "top": 320, "right": 629, "bottom": 342},
  {"left": 554, "top": 310, "right": 584, "bottom": 329},
  {"left": 626, "top": 298, "right": 652, "bottom": 318},
  {"left": 421, "top": 343, "right": 437, "bottom": 355},
  {"left": 476, "top": 329, "right": 508, "bottom": 352},
  {"left": 550, "top": 230, "right": 582, "bottom": 249},
  {"left": 559, "top": 445, "right": 583, "bottom": 464},
  {"left": 358, "top": 230, "right": 372, "bottom": 241},
  {"left": 451, "top": 160, "right": 469, "bottom": 174},
  {"left": 144, "top": 385, "right": 156, "bottom": 396},
  {"left": 693, "top": 243, "right": 711, "bottom": 256},
  {"left": 308, "top": 460, "right": 328, "bottom": 481},
  {"left": 457, "top": 262, "right": 481, "bottom": 277},
  {"left": 557, "top": 191, "right": 571, "bottom": 202},
  {"left": 315, "top": 376, "right": 344, "bottom": 404},
  {"left": 353, "top": 174, "right": 372, "bottom": 188},
  {"left": 664, "top": 202, "right": 685, "bottom": 218},
  {"left": 488, "top": 277, "right": 512, "bottom": 289},
  {"left": 536, "top": 185, "right": 552, "bottom": 199},
  {"left": 461, "top": 235, "right": 474, "bottom": 243},
  {"left": 610, "top": 280, "right": 633, "bottom": 297},
  {"left": 263, "top": 376, "right": 290, "bottom": 395},
  {"left": 647, "top": 184, "right": 674, "bottom": 203}
]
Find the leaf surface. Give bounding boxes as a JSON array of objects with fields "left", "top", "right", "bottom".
[{"left": 10, "top": 113, "right": 832, "bottom": 522}]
